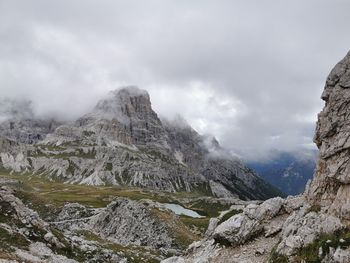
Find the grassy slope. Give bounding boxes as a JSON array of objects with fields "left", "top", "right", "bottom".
[{"left": 0, "top": 171, "right": 231, "bottom": 262}]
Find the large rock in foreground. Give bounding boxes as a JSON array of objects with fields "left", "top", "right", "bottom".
[
  {"left": 89, "top": 198, "right": 173, "bottom": 249},
  {"left": 307, "top": 51, "right": 350, "bottom": 220}
]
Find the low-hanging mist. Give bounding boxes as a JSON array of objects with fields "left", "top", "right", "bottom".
[{"left": 1, "top": 0, "right": 350, "bottom": 160}]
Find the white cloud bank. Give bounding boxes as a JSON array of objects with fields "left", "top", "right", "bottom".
[{"left": 0, "top": 0, "right": 350, "bottom": 159}]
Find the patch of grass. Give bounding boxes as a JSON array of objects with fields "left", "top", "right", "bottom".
[
  {"left": 0, "top": 172, "right": 230, "bottom": 250},
  {"left": 79, "top": 230, "right": 161, "bottom": 263},
  {"left": 185, "top": 199, "right": 231, "bottom": 217},
  {"left": 179, "top": 216, "right": 210, "bottom": 235},
  {"left": 0, "top": 172, "right": 172, "bottom": 211},
  {"left": 105, "top": 162, "right": 113, "bottom": 171},
  {"left": 0, "top": 200, "right": 17, "bottom": 224},
  {"left": 293, "top": 230, "right": 350, "bottom": 263},
  {"left": 218, "top": 209, "right": 243, "bottom": 225},
  {"left": 0, "top": 172, "right": 225, "bottom": 219},
  {"left": 49, "top": 228, "right": 103, "bottom": 262},
  {"left": 29, "top": 145, "right": 96, "bottom": 160},
  {"left": 39, "top": 144, "right": 66, "bottom": 151},
  {"left": 191, "top": 182, "right": 213, "bottom": 197},
  {"left": 151, "top": 208, "right": 199, "bottom": 249},
  {"left": 270, "top": 229, "right": 350, "bottom": 263},
  {"left": 307, "top": 204, "right": 321, "bottom": 213},
  {"left": 269, "top": 246, "right": 289, "bottom": 263},
  {"left": 0, "top": 227, "right": 30, "bottom": 251}
]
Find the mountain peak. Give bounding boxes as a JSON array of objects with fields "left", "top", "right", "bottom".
[
  {"left": 73, "top": 86, "right": 168, "bottom": 147},
  {"left": 91, "top": 86, "right": 152, "bottom": 122},
  {"left": 112, "top": 86, "right": 150, "bottom": 100}
]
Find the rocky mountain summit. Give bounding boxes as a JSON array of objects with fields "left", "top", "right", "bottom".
[
  {"left": 0, "top": 86, "right": 284, "bottom": 261},
  {"left": 0, "top": 86, "right": 281, "bottom": 200},
  {"left": 162, "top": 51, "right": 350, "bottom": 263}
]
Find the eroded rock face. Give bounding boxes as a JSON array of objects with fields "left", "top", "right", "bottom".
[
  {"left": 75, "top": 86, "right": 170, "bottom": 150},
  {"left": 213, "top": 197, "right": 285, "bottom": 246},
  {"left": 162, "top": 51, "right": 350, "bottom": 263},
  {"left": 306, "top": 51, "right": 350, "bottom": 220},
  {"left": 0, "top": 86, "right": 281, "bottom": 201},
  {"left": 89, "top": 198, "right": 174, "bottom": 249},
  {"left": 0, "top": 187, "right": 74, "bottom": 261}
]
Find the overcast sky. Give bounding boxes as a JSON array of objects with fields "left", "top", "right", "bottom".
[{"left": 0, "top": 0, "right": 349, "bottom": 160}]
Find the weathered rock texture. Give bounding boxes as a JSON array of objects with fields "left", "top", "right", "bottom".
[
  {"left": 0, "top": 186, "right": 79, "bottom": 262},
  {"left": 89, "top": 198, "right": 174, "bottom": 249},
  {"left": 0, "top": 186, "right": 131, "bottom": 262},
  {"left": 0, "top": 87, "right": 281, "bottom": 201},
  {"left": 306, "top": 51, "right": 350, "bottom": 220},
  {"left": 162, "top": 51, "right": 350, "bottom": 263}
]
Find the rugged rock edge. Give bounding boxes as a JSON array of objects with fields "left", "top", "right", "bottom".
[{"left": 161, "top": 51, "right": 350, "bottom": 263}]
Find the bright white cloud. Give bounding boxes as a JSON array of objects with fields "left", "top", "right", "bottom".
[{"left": 0, "top": 0, "right": 349, "bottom": 160}]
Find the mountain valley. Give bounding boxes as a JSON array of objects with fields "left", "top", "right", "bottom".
[
  {"left": 0, "top": 87, "right": 281, "bottom": 262},
  {"left": 247, "top": 150, "right": 317, "bottom": 195}
]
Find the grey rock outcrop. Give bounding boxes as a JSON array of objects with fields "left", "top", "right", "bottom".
[
  {"left": 0, "top": 186, "right": 134, "bottom": 262},
  {"left": 89, "top": 198, "right": 174, "bottom": 249},
  {"left": 213, "top": 197, "right": 285, "bottom": 246},
  {"left": 306, "top": 51, "right": 350, "bottom": 220},
  {"left": 0, "top": 187, "right": 72, "bottom": 260},
  {"left": 0, "top": 86, "right": 282, "bottom": 201},
  {"left": 162, "top": 50, "right": 350, "bottom": 263}
]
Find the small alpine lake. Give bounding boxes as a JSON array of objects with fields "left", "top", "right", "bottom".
[{"left": 163, "top": 203, "right": 205, "bottom": 218}]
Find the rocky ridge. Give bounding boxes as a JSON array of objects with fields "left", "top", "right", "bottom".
[
  {"left": 0, "top": 185, "right": 128, "bottom": 263},
  {"left": 0, "top": 86, "right": 281, "bottom": 201},
  {"left": 162, "top": 51, "right": 350, "bottom": 263},
  {"left": 0, "top": 178, "right": 200, "bottom": 262}
]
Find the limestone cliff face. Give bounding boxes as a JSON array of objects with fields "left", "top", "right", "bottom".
[
  {"left": 89, "top": 198, "right": 173, "bottom": 249},
  {"left": 76, "top": 86, "right": 169, "bottom": 149},
  {"left": 0, "top": 87, "right": 281, "bottom": 200},
  {"left": 307, "top": 51, "right": 350, "bottom": 220},
  {"left": 161, "top": 51, "right": 350, "bottom": 263}
]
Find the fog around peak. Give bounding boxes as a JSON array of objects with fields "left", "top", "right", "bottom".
[
  {"left": 0, "top": 98, "right": 34, "bottom": 122},
  {"left": 1, "top": 0, "right": 349, "bottom": 160}
]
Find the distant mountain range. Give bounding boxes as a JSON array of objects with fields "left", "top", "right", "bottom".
[
  {"left": 0, "top": 86, "right": 283, "bottom": 200},
  {"left": 247, "top": 150, "right": 317, "bottom": 195}
]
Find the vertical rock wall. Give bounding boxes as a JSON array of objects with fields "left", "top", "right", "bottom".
[{"left": 307, "top": 51, "right": 350, "bottom": 221}]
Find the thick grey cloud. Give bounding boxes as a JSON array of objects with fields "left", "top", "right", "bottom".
[{"left": 0, "top": 0, "right": 349, "bottom": 160}]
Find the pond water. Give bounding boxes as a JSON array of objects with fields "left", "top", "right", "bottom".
[{"left": 163, "top": 203, "right": 205, "bottom": 218}]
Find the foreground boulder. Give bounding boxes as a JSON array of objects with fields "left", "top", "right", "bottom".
[
  {"left": 306, "top": 51, "right": 350, "bottom": 220},
  {"left": 89, "top": 198, "right": 174, "bottom": 249}
]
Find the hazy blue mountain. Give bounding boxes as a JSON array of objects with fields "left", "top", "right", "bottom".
[{"left": 247, "top": 150, "right": 317, "bottom": 196}]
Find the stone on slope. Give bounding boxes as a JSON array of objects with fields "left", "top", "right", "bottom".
[
  {"left": 89, "top": 197, "right": 174, "bottom": 249},
  {"left": 162, "top": 50, "right": 350, "bottom": 263},
  {"left": 213, "top": 197, "right": 285, "bottom": 246}
]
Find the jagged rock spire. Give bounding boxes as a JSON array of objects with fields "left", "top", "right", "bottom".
[
  {"left": 307, "top": 51, "right": 350, "bottom": 220},
  {"left": 78, "top": 86, "right": 168, "bottom": 148}
]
